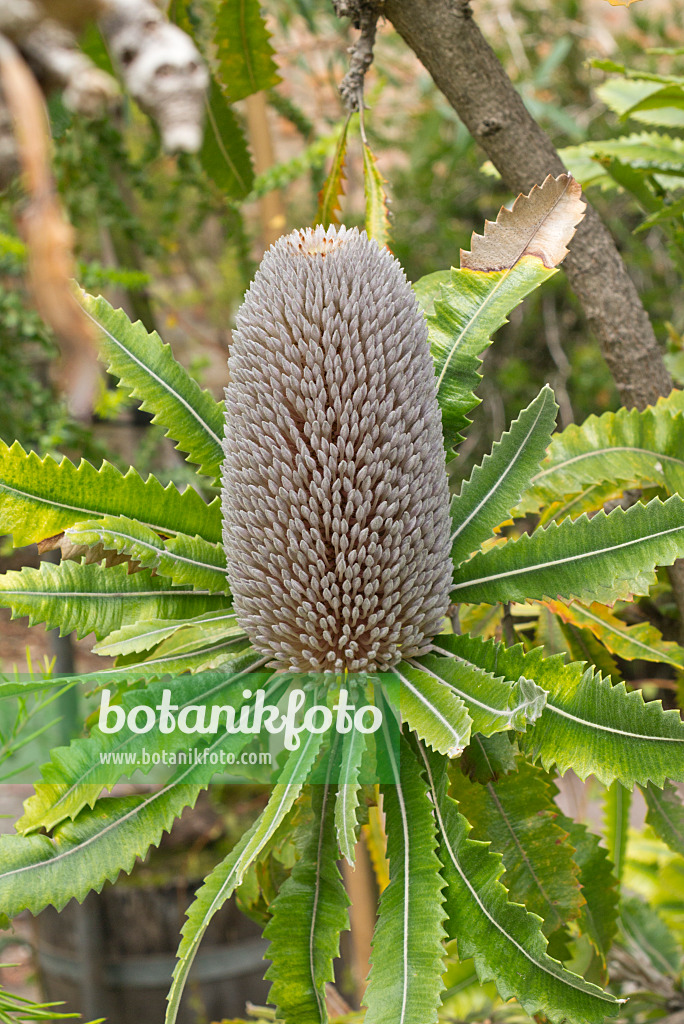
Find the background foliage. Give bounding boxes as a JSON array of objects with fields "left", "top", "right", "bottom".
[{"left": 2, "top": 2, "right": 684, "bottom": 1024}]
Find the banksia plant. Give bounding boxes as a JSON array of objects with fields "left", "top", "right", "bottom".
[
  {"left": 1, "top": 175, "right": 684, "bottom": 1024},
  {"left": 221, "top": 225, "right": 452, "bottom": 674}
]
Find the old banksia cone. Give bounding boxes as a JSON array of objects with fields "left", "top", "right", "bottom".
[{"left": 221, "top": 226, "right": 452, "bottom": 673}]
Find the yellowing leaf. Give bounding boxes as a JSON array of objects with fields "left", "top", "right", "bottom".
[
  {"left": 316, "top": 115, "right": 350, "bottom": 227},
  {"left": 547, "top": 599, "right": 684, "bottom": 668},
  {"left": 461, "top": 173, "right": 586, "bottom": 272},
  {"left": 363, "top": 143, "right": 391, "bottom": 249},
  {"left": 363, "top": 801, "right": 390, "bottom": 893}
]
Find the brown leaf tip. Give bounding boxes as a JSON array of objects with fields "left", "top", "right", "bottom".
[{"left": 461, "top": 173, "right": 586, "bottom": 273}]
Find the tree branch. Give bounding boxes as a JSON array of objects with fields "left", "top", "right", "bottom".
[
  {"left": 382, "top": 0, "right": 684, "bottom": 637},
  {"left": 332, "top": 0, "right": 381, "bottom": 111},
  {"left": 383, "top": 0, "right": 673, "bottom": 411}
]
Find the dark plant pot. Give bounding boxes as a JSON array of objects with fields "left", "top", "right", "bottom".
[{"left": 35, "top": 881, "right": 270, "bottom": 1024}]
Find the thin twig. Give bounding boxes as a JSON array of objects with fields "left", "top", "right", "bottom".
[
  {"left": 502, "top": 603, "right": 517, "bottom": 647},
  {"left": 332, "top": 0, "right": 382, "bottom": 112}
]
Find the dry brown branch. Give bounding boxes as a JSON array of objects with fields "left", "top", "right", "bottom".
[
  {"left": 0, "top": 32, "right": 99, "bottom": 419},
  {"left": 332, "top": 0, "right": 382, "bottom": 111}
]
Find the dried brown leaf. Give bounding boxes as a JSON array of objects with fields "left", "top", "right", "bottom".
[
  {"left": 461, "top": 172, "right": 586, "bottom": 272},
  {"left": 38, "top": 532, "right": 142, "bottom": 572}
]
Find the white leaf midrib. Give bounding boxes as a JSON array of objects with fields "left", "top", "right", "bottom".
[
  {"left": 415, "top": 739, "right": 619, "bottom": 1006},
  {"left": 451, "top": 391, "right": 550, "bottom": 548},
  {"left": 452, "top": 521, "right": 684, "bottom": 592},
  {"left": 82, "top": 304, "right": 223, "bottom": 451}
]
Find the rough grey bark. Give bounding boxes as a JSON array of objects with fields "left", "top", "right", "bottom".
[{"left": 383, "top": 0, "right": 673, "bottom": 412}]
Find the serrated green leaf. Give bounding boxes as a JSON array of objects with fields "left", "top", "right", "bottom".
[
  {"left": 17, "top": 652, "right": 271, "bottom": 834},
  {"left": 166, "top": 728, "right": 325, "bottom": 1024},
  {"left": 415, "top": 639, "right": 548, "bottom": 736},
  {"left": 596, "top": 76, "right": 682, "bottom": 121},
  {"left": 449, "top": 759, "right": 583, "bottom": 937},
  {"left": 415, "top": 741, "right": 620, "bottom": 1024},
  {"left": 362, "top": 143, "right": 391, "bottom": 250},
  {"left": 590, "top": 62, "right": 684, "bottom": 86},
  {"left": 518, "top": 396, "right": 684, "bottom": 515},
  {"left": 386, "top": 662, "right": 472, "bottom": 757},
  {"left": 213, "top": 0, "right": 279, "bottom": 102},
  {"left": 554, "top": 814, "right": 619, "bottom": 964},
  {"left": 452, "top": 495, "right": 684, "bottom": 606},
  {"left": 364, "top": 730, "right": 446, "bottom": 1024},
  {"left": 335, "top": 726, "right": 367, "bottom": 865},
  {"left": 0, "top": 677, "right": 78, "bottom": 701},
  {"left": 82, "top": 295, "right": 225, "bottom": 481},
  {"left": 265, "top": 752, "right": 350, "bottom": 1024},
  {"left": 56, "top": 638, "right": 252, "bottom": 687},
  {"left": 93, "top": 609, "right": 237, "bottom": 657},
  {"left": 200, "top": 78, "right": 255, "bottom": 198},
  {"left": 573, "top": 132, "right": 684, "bottom": 175},
  {"left": 621, "top": 85, "right": 684, "bottom": 122},
  {"left": 66, "top": 514, "right": 227, "bottom": 594},
  {"left": 642, "top": 781, "right": 684, "bottom": 857},
  {"left": 425, "top": 258, "right": 557, "bottom": 449},
  {"left": 603, "top": 782, "right": 631, "bottom": 884},
  {"left": 0, "top": 440, "right": 222, "bottom": 546},
  {"left": 437, "top": 633, "right": 684, "bottom": 787},
  {"left": 459, "top": 732, "right": 519, "bottom": 784},
  {"left": 619, "top": 894, "right": 683, "bottom": 975},
  {"left": 0, "top": 560, "right": 227, "bottom": 640},
  {"left": 316, "top": 115, "right": 350, "bottom": 227},
  {"left": 139, "top": 612, "right": 244, "bottom": 659},
  {"left": 548, "top": 599, "right": 684, "bottom": 669},
  {"left": 450, "top": 386, "right": 558, "bottom": 568},
  {"left": 0, "top": 784, "right": 201, "bottom": 918},
  {"left": 412, "top": 270, "right": 450, "bottom": 317}
]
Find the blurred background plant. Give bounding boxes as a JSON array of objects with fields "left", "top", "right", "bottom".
[
  {"left": 2, "top": 0, "right": 684, "bottom": 1021},
  {"left": 6, "top": 0, "right": 684, "bottom": 479}
]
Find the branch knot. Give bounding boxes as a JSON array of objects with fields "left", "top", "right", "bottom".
[{"left": 333, "top": 0, "right": 383, "bottom": 112}]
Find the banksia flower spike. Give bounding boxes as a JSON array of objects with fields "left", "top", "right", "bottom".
[{"left": 221, "top": 225, "right": 452, "bottom": 674}]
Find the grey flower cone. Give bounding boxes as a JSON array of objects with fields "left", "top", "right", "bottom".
[{"left": 221, "top": 225, "right": 452, "bottom": 673}]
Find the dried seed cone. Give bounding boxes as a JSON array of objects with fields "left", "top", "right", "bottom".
[{"left": 221, "top": 226, "right": 452, "bottom": 673}]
